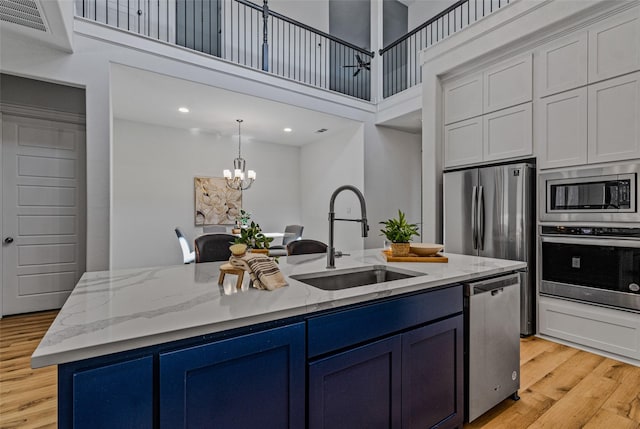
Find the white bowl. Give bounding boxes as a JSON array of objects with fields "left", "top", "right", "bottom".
[{"left": 409, "top": 243, "right": 444, "bottom": 256}]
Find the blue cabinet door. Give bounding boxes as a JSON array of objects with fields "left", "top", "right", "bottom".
[
  {"left": 401, "top": 315, "right": 464, "bottom": 429},
  {"left": 159, "top": 322, "right": 305, "bottom": 429},
  {"left": 308, "top": 336, "right": 402, "bottom": 429},
  {"left": 58, "top": 355, "right": 154, "bottom": 429}
]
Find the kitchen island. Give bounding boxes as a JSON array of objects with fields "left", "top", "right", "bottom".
[{"left": 32, "top": 249, "right": 525, "bottom": 429}]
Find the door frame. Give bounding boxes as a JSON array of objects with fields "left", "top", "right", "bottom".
[{"left": 0, "top": 102, "right": 86, "bottom": 317}]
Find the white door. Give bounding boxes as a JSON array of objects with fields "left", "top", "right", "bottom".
[{"left": 1, "top": 114, "right": 86, "bottom": 315}]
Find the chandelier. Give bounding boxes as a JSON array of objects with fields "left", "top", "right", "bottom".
[{"left": 223, "top": 119, "right": 256, "bottom": 190}]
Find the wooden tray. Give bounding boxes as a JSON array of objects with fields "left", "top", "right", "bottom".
[{"left": 382, "top": 250, "right": 448, "bottom": 263}]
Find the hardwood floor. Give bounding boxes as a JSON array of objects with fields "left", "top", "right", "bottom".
[
  {"left": 466, "top": 336, "right": 640, "bottom": 429},
  {"left": 0, "top": 311, "right": 57, "bottom": 429},
  {"left": 0, "top": 312, "right": 639, "bottom": 428}
]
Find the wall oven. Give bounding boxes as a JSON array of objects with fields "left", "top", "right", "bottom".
[
  {"left": 539, "top": 163, "right": 638, "bottom": 223},
  {"left": 540, "top": 226, "right": 640, "bottom": 312}
]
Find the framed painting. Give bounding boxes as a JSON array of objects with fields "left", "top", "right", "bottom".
[{"left": 194, "top": 177, "right": 242, "bottom": 225}]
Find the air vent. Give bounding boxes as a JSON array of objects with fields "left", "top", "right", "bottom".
[
  {"left": 0, "top": 0, "right": 47, "bottom": 32},
  {"left": 315, "top": 128, "right": 328, "bottom": 133}
]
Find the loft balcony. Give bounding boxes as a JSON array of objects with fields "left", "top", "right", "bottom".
[{"left": 72, "top": 0, "right": 510, "bottom": 102}]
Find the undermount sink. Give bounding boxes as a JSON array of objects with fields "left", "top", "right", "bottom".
[{"left": 290, "top": 265, "right": 424, "bottom": 291}]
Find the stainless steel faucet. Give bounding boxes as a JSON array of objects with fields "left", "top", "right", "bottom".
[{"left": 327, "top": 185, "right": 369, "bottom": 268}]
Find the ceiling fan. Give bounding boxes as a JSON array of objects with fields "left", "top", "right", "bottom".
[{"left": 343, "top": 54, "right": 371, "bottom": 77}]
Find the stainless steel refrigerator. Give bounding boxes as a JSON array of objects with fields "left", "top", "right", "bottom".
[{"left": 443, "top": 162, "right": 535, "bottom": 336}]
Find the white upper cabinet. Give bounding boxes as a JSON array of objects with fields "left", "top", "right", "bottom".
[
  {"left": 444, "top": 117, "right": 483, "bottom": 167},
  {"left": 535, "top": 87, "right": 588, "bottom": 169},
  {"left": 588, "top": 7, "right": 640, "bottom": 84},
  {"left": 483, "top": 54, "right": 532, "bottom": 114},
  {"left": 535, "top": 33, "right": 588, "bottom": 98},
  {"left": 484, "top": 103, "right": 532, "bottom": 162},
  {"left": 588, "top": 71, "right": 640, "bottom": 164},
  {"left": 443, "top": 73, "right": 483, "bottom": 125}
]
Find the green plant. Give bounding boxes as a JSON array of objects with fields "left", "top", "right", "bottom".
[
  {"left": 379, "top": 210, "right": 420, "bottom": 243},
  {"left": 234, "top": 221, "right": 274, "bottom": 249},
  {"left": 236, "top": 209, "right": 252, "bottom": 226}
]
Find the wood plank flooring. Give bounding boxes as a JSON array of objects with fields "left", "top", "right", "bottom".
[
  {"left": 0, "top": 311, "right": 57, "bottom": 429},
  {"left": 0, "top": 311, "right": 639, "bottom": 428}
]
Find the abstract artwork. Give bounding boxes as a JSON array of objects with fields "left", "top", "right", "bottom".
[{"left": 194, "top": 177, "right": 242, "bottom": 225}]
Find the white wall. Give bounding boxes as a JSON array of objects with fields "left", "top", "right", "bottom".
[
  {"left": 364, "top": 124, "right": 421, "bottom": 248},
  {"left": 300, "top": 125, "right": 365, "bottom": 252},
  {"left": 112, "top": 119, "right": 300, "bottom": 268},
  {"left": 269, "top": 0, "right": 329, "bottom": 32},
  {"left": 407, "top": 0, "right": 463, "bottom": 31},
  {"left": 0, "top": 19, "right": 375, "bottom": 270}
]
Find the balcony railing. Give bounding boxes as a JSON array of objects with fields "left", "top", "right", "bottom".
[
  {"left": 75, "top": 0, "right": 510, "bottom": 102},
  {"left": 380, "top": 0, "right": 510, "bottom": 98},
  {"left": 75, "top": 0, "right": 374, "bottom": 101}
]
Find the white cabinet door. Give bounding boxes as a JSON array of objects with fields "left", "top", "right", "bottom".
[
  {"left": 588, "top": 7, "right": 640, "bottom": 84},
  {"left": 443, "top": 117, "right": 483, "bottom": 168},
  {"left": 588, "top": 71, "right": 640, "bottom": 164},
  {"left": 483, "top": 103, "right": 532, "bottom": 162},
  {"left": 483, "top": 54, "right": 532, "bottom": 114},
  {"left": 535, "top": 33, "right": 588, "bottom": 98},
  {"left": 535, "top": 88, "right": 588, "bottom": 169},
  {"left": 443, "top": 73, "right": 483, "bottom": 125}
]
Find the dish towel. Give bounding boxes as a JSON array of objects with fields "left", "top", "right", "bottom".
[{"left": 229, "top": 254, "right": 288, "bottom": 291}]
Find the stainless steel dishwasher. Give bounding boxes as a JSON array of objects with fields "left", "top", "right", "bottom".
[{"left": 465, "top": 273, "right": 521, "bottom": 422}]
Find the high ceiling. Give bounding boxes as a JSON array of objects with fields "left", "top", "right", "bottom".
[{"left": 110, "top": 65, "right": 363, "bottom": 146}]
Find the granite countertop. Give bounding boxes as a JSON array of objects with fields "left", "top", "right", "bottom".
[{"left": 31, "top": 249, "right": 526, "bottom": 368}]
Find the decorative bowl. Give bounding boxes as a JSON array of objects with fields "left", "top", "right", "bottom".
[{"left": 409, "top": 243, "right": 444, "bottom": 256}]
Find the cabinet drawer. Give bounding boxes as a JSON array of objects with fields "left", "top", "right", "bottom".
[
  {"left": 307, "top": 285, "right": 463, "bottom": 358},
  {"left": 539, "top": 296, "right": 640, "bottom": 360},
  {"left": 484, "top": 54, "right": 532, "bottom": 113}
]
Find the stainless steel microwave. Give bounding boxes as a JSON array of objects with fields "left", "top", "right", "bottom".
[{"left": 539, "top": 164, "right": 638, "bottom": 223}]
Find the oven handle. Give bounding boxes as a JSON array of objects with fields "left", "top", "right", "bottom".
[{"left": 540, "top": 235, "right": 640, "bottom": 248}]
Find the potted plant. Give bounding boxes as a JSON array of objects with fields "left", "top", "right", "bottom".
[
  {"left": 232, "top": 209, "right": 252, "bottom": 234},
  {"left": 379, "top": 210, "right": 420, "bottom": 256},
  {"left": 234, "top": 221, "right": 273, "bottom": 254}
]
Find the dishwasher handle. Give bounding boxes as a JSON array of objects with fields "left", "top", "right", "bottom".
[{"left": 466, "top": 273, "right": 520, "bottom": 296}]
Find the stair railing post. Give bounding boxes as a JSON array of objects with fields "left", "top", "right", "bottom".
[{"left": 262, "top": 0, "right": 269, "bottom": 71}]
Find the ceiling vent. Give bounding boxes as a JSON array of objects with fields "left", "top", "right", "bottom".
[
  {"left": 0, "top": 0, "right": 48, "bottom": 32},
  {"left": 315, "top": 128, "right": 328, "bottom": 133}
]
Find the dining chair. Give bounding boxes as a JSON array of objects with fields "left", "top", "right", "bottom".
[
  {"left": 269, "top": 225, "right": 304, "bottom": 257},
  {"left": 175, "top": 227, "right": 195, "bottom": 264},
  {"left": 286, "top": 239, "right": 328, "bottom": 256},
  {"left": 194, "top": 234, "right": 237, "bottom": 263}
]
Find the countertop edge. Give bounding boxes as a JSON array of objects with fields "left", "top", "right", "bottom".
[{"left": 31, "top": 259, "right": 526, "bottom": 368}]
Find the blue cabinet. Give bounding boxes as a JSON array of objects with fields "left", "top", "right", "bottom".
[
  {"left": 309, "top": 336, "right": 403, "bottom": 428},
  {"left": 402, "top": 316, "right": 464, "bottom": 428},
  {"left": 57, "top": 284, "right": 464, "bottom": 429},
  {"left": 159, "top": 322, "right": 305, "bottom": 429},
  {"left": 307, "top": 286, "right": 464, "bottom": 429},
  {"left": 58, "top": 355, "right": 154, "bottom": 429}
]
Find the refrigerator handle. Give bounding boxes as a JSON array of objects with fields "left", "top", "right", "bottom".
[
  {"left": 478, "top": 185, "right": 485, "bottom": 251},
  {"left": 472, "top": 185, "right": 478, "bottom": 249}
]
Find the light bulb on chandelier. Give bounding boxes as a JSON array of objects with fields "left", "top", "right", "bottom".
[{"left": 223, "top": 119, "right": 256, "bottom": 190}]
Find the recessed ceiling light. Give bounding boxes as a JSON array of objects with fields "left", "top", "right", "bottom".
[
  {"left": 178, "top": 107, "right": 189, "bottom": 113},
  {"left": 283, "top": 127, "right": 292, "bottom": 133}
]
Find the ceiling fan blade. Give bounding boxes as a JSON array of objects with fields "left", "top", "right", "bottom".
[
  {"left": 353, "top": 68, "right": 361, "bottom": 77},
  {"left": 343, "top": 65, "right": 357, "bottom": 68},
  {"left": 356, "top": 54, "right": 363, "bottom": 66}
]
